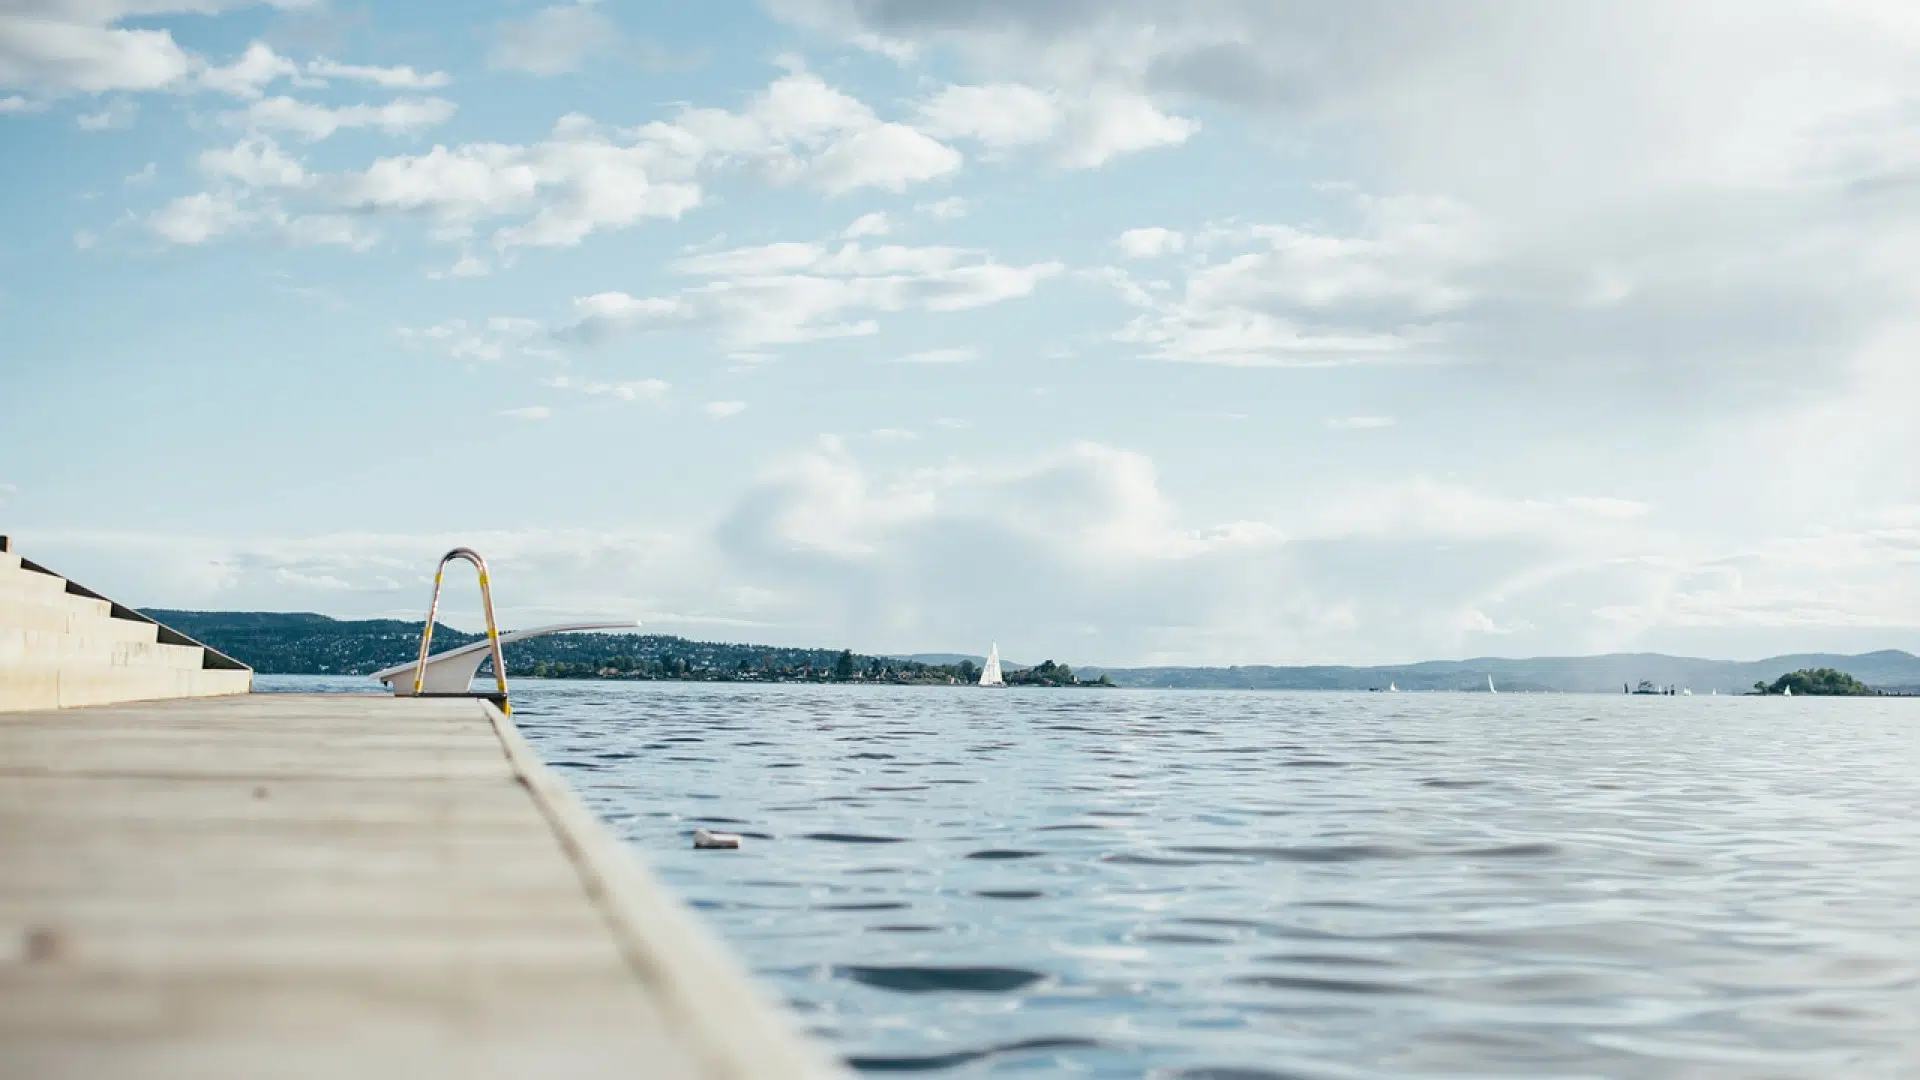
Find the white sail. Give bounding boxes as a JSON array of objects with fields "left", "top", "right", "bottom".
[
  {"left": 1388, "top": 682, "right": 1398, "bottom": 692},
  {"left": 979, "top": 643, "right": 1004, "bottom": 687},
  {"left": 1487, "top": 674, "right": 1498, "bottom": 694},
  {"left": 1782, "top": 684, "right": 1792, "bottom": 697}
]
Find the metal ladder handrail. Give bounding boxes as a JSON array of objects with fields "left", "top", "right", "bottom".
[{"left": 412, "top": 547, "right": 512, "bottom": 715}]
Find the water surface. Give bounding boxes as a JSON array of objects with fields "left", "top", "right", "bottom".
[{"left": 277, "top": 678, "right": 1920, "bottom": 1077}]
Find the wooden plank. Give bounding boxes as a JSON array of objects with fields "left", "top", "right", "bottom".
[{"left": 0, "top": 694, "right": 847, "bottom": 1080}]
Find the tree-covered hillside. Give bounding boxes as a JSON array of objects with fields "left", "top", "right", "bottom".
[{"left": 143, "top": 610, "right": 1103, "bottom": 686}]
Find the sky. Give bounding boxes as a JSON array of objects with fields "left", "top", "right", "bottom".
[{"left": 5, "top": 0, "right": 1920, "bottom": 666}]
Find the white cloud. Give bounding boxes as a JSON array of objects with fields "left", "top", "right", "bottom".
[
  {"left": 916, "top": 195, "right": 969, "bottom": 219},
  {"left": 841, "top": 211, "right": 890, "bottom": 238},
  {"left": 168, "top": 73, "right": 955, "bottom": 262},
  {"left": 305, "top": 57, "right": 450, "bottom": 89},
  {"left": 233, "top": 95, "right": 456, "bottom": 141},
  {"left": 501, "top": 405, "right": 552, "bottom": 420},
  {"left": 149, "top": 192, "right": 251, "bottom": 245},
  {"left": 336, "top": 143, "right": 546, "bottom": 220},
  {"left": 0, "top": 6, "right": 427, "bottom": 101},
  {"left": 1327, "top": 416, "right": 1395, "bottom": 430},
  {"left": 200, "top": 138, "right": 306, "bottom": 188},
  {"left": 1107, "top": 190, "right": 1484, "bottom": 366},
  {"left": 489, "top": 131, "right": 706, "bottom": 249},
  {"left": 916, "top": 81, "right": 1194, "bottom": 167},
  {"left": 74, "top": 96, "right": 136, "bottom": 130},
  {"left": 775, "top": 0, "right": 1920, "bottom": 400},
  {"left": 543, "top": 374, "right": 670, "bottom": 401},
  {"left": 892, "top": 347, "right": 974, "bottom": 364},
  {"left": 703, "top": 400, "right": 747, "bottom": 419},
  {"left": 149, "top": 172, "right": 377, "bottom": 250},
  {"left": 565, "top": 292, "right": 687, "bottom": 331},
  {"left": 1051, "top": 87, "right": 1197, "bottom": 168},
  {"left": 489, "top": 3, "right": 616, "bottom": 76},
  {"left": 1562, "top": 496, "right": 1652, "bottom": 520},
  {"left": 333, "top": 115, "right": 702, "bottom": 251},
  {"left": 808, "top": 121, "right": 960, "bottom": 194},
  {"left": 22, "top": 451, "right": 1920, "bottom": 662},
  {"left": 672, "top": 241, "right": 831, "bottom": 277},
  {"left": 649, "top": 70, "right": 961, "bottom": 194},
  {"left": 275, "top": 212, "right": 377, "bottom": 251},
  {"left": 561, "top": 241, "right": 1062, "bottom": 351},
  {"left": 401, "top": 317, "right": 556, "bottom": 364},
  {"left": 708, "top": 439, "right": 1316, "bottom": 656},
  {"left": 199, "top": 41, "right": 297, "bottom": 98},
  {"left": 430, "top": 254, "right": 490, "bottom": 279},
  {"left": 0, "top": 3, "right": 201, "bottom": 94},
  {"left": 198, "top": 43, "right": 451, "bottom": 99},
  {"left": 123, "top": 160, "right": 155, "bottom": 184},
  {"left": 868, "top": 427, "right": 916, "bottom": 442},
  {"left": 916, "top": 83, "right": 1058, "bottom": 149},
  {"left": 0, "top": 94, "right": 43, "bottom": 113},
  {"left": 1116, "top": 226, "right": 1183, "bottom": 258},
  {"left": 72, "top": 229, "right": 96, "bottom": 250}
]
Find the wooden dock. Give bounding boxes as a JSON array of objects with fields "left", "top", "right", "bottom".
[{"left": 0, "top": 693, "right": 848, "bottom": 1080}]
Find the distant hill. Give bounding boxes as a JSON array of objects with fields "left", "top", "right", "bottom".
[
  {"left": 886, "top": 652, "right": 1040, "bottom": 670},
  {"left": 137, "top": 610, "right": 1920, "bottom": 693},
  {"left": 143, "top": 610, "right": 472, "bottom": 676},
  {"left": 887, "top": 652, "right": 985, "bottom": 667},
  {"left": 142, "top": 610, "right": 980, "bottom": 684},
  {"left": 1083, "top": 650, "right": 1920, "bottom": 693}
]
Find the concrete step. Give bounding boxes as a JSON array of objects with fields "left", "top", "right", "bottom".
[
  {"left": 0, "top": 565, "right": 73, "bottom": 603},
  {"left": 0, "top": 571, "right": 114, "bottom": 619},
  {"left": 0, "top": 628, "right": 207, "bottom": 670},
  {"left": 0, "top": 597, "right": 161, "bottom": 643},
  {"left": 0, "top": 584, "right": 112, "bottom": 621},
  {"left": 0, "top": 665, "right": 252, "bottom": 712}
]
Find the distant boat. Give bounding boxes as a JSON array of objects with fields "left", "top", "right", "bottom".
[
  {"left": 1388, "top": 682, "right": 1399, "bottom": 692},
  {"left": 1487, "top": 674, "right": 1497, "bottom": 694},
  {"left": 979, "top": 643, "right": 1005, "bottom": 688},
  {"left": 1782, "top": 684, "right": 1792, "bottom": 697},
  {"left": 1681, "top": 688, "right": 1692, "bottom": 696}
]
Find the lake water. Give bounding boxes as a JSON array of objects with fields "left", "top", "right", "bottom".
[{"left": 265, "top": 677, "right": 1920, "bottom": 1077}]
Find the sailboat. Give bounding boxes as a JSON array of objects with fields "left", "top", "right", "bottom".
[
  {"left": 978, "top": 643, "right": 1005, "bottom": 688},
  {"left": 1387, "top": 682, "right": 1399, "bottom": 692},
  {"left": 1782, "top": 684, "right": 1792, "bottom": 697},
  {"left": 1487, "top": 674, "right": 1498, "bottom": 694}
]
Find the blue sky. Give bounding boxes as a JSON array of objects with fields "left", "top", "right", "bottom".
[{"left": 5, "top": 0, "right": 1920, "bottom": 665}]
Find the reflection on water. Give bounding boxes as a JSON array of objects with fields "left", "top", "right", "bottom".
[{"left": 293, "top": 678, "right": 1920, "bottom": 1077}]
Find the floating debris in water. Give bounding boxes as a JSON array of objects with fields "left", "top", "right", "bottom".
[{"left": 693, "top": 828, "right": 741, "bottom": 849}]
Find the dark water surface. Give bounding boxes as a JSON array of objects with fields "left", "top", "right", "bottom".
[{"left": 270, "top": 678, "right": 1920, "bottom": 1077}]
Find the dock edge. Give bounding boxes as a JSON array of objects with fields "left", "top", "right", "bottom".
[{"left": 480, "top": 701, "right": 853, "bottom": 1080}]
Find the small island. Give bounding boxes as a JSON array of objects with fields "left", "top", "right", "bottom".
[{"left": 1752, "top": 668, "right": 1879, "bottom": 696}]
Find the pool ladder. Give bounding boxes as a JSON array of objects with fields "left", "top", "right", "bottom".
[{"left": 412, "top": 547, "right": 512, "bottom": 715}]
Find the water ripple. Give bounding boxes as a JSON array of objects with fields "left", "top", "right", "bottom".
[
  {"left": 848, "top": 1036, "right": 1102, "bottom": 1073},
  {"left": 840, "top": 965, "right": 1046, "bottom": 994},
  {"left": 511, "top": 681, "right": 1920, "bottom": 1079}
]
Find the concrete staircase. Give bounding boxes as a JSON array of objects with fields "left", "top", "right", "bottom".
[{"left": 0, "top": 536, "right": 251, "bottom": 711}]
